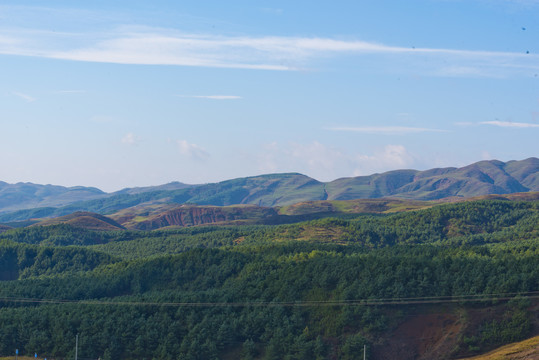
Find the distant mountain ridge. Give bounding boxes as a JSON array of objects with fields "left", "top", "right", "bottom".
[
  {"left": 0, "top": 181, "right": 192, "bottom": 215},
  {"left": 0, "top": 181, "right": 107, "bottom": 213},
  {"left": 328, "top": 157, "right": 538, "bottom": 200},
  {"left": 0, "top": 157, "right": 537, "bottom": 221}
]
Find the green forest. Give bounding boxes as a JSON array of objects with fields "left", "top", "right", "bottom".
[{"left": 0, "top": 199, "right": 538, "bottom": 359}]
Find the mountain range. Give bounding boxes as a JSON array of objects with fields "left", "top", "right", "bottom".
[{"left": 0, "top": 157, "right": 537, "bottom": 222}]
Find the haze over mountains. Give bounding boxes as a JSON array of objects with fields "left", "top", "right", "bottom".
[
  {"left": 0, "top": 158, "right": 537, "bottom": 222},
  {"left": 0, "top": 160, "right": 538, "bottom": 359}
]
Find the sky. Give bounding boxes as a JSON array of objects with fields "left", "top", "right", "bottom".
[{"left": 1, "top": 0, "right": 538, "bottom": 192}]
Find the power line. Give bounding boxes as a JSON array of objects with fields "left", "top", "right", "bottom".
[{"left": 0, "top": 291, "right": 537, "bottom": 307}]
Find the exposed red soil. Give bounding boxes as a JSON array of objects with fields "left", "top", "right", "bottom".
[
  {"left": 131, "top": 205, "right": 278, "bottom": 230},
  {"left": 373, "top": 301, "right": 539, "bottom": 360},
  {"left": 372, "top": 311, "right": 463, "bottom": 360}
]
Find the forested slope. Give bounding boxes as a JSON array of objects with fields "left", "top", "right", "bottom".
[{"left": 0, "top": 199, "right": 537, "bottom": 359}]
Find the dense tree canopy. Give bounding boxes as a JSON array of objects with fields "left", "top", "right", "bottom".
[{"left": 0, "top": 199, "right": 537, "bottom": 359}]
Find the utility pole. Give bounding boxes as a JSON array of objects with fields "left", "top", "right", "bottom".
[
  {"left": 363, "top": 344, "right": 366, "bottom": 360},
  {"left": 75, "top": 334, "right": 78, "bottom": 360}
]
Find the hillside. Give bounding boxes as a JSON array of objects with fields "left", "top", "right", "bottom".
[
  {"left": 33, "top": 211, "right": 125, "bottom": 231},
  {"left": 0, "top": 181, "right": 192, "bottom": 217},
  {"left": 458, "top": 335, "right": 539, "bottom": 359},
  {"left": 110, "top": 198, "right": 438, "bottom": 230},
  {"left": 112, "top": 181, "right": 193, "bottom": 195},
  {"left": 0, "top": 198, "right": 537, "bottom": 359},
  {"left": 326, "top": 157, "right": 539, "bottom": 201},
  {"left": 277, "top": 198, "right": 434, "bottom": 216},
  {"left": 0, "top": 182, "right": 107, "bottom": 213},
  {"left": 27, "top": 192, "right": 539, "bottom": 231},
  {"left": 111, "top": 204, "right": 280, "bottom": 230},
  {"left": 0, "top": 158, "right": 537, "bottom": 222}
]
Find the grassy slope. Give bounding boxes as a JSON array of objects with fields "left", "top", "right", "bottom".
[
  {"left": 457, "top": 335, "right": 539, "bottom": 360},
  {"left": 177, "top": 173, "right": 326, "bottom": 206},
  {"left": 33, "top": 211, "right": 125, "bottom": 231},
  {"left": 505, "top": 157, "right": 539, "bottom": 190},
  {"left": 4, "top": 192, "right": 538, "bottom": 232},
  {"left": 0, "top": 182, "right": 107, "bottom": 213},
  {"left": 0, "top": 159, "right": 538, "bottom": 223},
  {"left": 65, "top": 157, "right": 539, "bottom": 207},
  {"left": 325, "top": 169, "right": 418, "bottom": 199},
  {"left": 278, "top": 198, "right": 434, "bottom": 215},
  {"left": 326, "top": 158, "right": 538, "bottom": 201}
]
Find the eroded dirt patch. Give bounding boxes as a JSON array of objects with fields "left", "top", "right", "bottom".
[{"left": 373, "top": 311, "right": 463, "bottom": 360}]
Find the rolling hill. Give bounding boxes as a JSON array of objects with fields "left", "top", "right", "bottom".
[
  {"left": 110, "top": 204, "right": 280, "bottom": 230},
  {"left": 0, "top": 181, "right": 107, "bottom": 213},
  {"left": 0, "top": 197, "right": 537, "bottom": 359},
  {"left": 33, "top": 211, "right": 125, "bottom": 231},
  {"left": 0, "top": 158, "right": 537, "bottom": 222},
  {"left": 326, "top": 158, "right": 539, "bottom": 200}
]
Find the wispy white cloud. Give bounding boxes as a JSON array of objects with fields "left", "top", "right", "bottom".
[
  {"left": 480, "top": 120, "right": 539, "bottom": 128},
  {"left": 354, "top": 145, "right": 415, "bottom": 175},
  {"left": 257, "top": 142, "right": 416, "bottom": 181},
  {"left": 0, "top": 21, "right": 537, "bottom": 75},
  {"left": 176, "top": 95, "right": 242, "bottom": 100},
  {"left": 258, "top": 141, "right": 348, "bottom": 178},
  {"left": 289, "top": 142, "right": 345, "bottom": 173},
  {"left": 177, "top": 140, "right": 210, "bottom": 160},
  {"left": 481, "top": 150, "right": 494, "bottom": 160},
  {"left": 327, "top": 126, "right": 448, "bottom": 134},
  {"left": 0, "top": 34, "right": 19, "bottom": 45},
  {"left": 121, "top": 132, "right": 139, "bottom": 145},
  {"left": 11, "top": 91, "right": 36, "bottom": 102}
]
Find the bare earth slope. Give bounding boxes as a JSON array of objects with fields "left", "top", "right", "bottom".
[{"left": 111, "top": 204, "right": 279, "bottom": 230}]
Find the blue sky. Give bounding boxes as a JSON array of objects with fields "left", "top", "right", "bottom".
[{"left": 1, "top": 0, "right": 538, "bottom": 191}]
